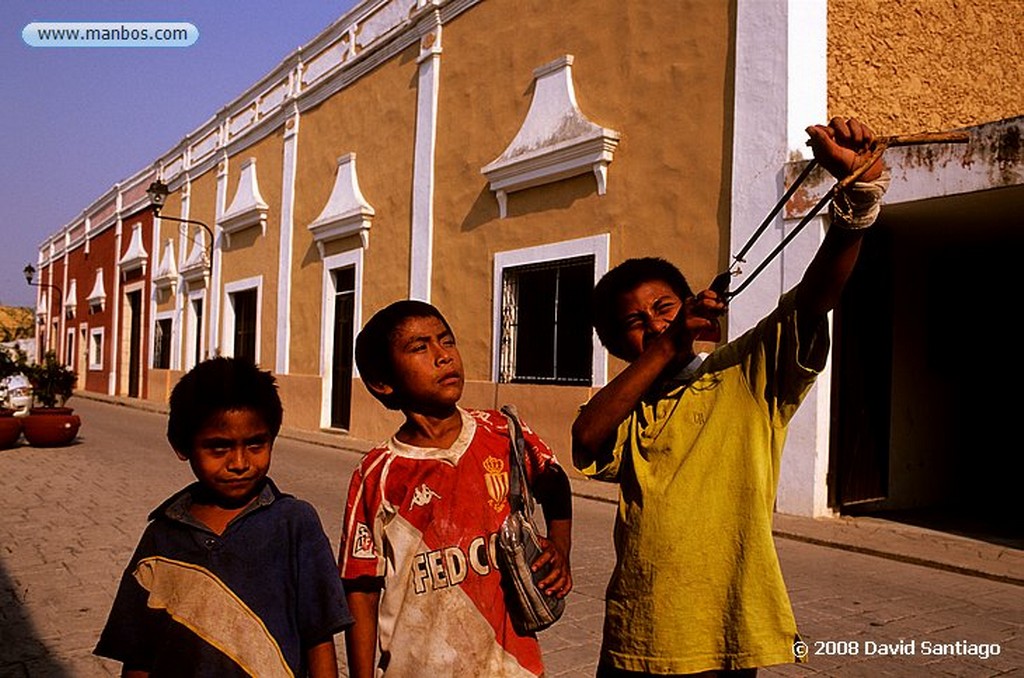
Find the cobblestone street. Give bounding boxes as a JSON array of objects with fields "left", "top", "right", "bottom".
[{"left": 1, "top": 398, "right": 1020, "bottom": 676}]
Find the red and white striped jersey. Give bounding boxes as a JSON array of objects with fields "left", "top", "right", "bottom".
[{"left": 339, "top": 408, "right": 560, "bottom": 677}]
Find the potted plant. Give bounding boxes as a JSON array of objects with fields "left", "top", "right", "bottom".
[
  {"left": 22, "top": 350, "right": 81, "bottom": 447},
  {"left": 0, "top": 348, "right": 23, "bottom": 449}
]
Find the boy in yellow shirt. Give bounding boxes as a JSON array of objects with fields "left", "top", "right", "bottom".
[{"left": 572, "top": 118, "right": 888, "bottom": 676}]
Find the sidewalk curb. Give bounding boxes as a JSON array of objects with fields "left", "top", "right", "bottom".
[{"left": 75, "top": 391, "right": 1023, "bottom": 587}]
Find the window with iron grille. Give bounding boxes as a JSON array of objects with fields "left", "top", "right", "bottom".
[
  {"left": 154, "top": 318, "right": 172, "bottom": 369},
  {"left": 499, "top": 256, "right": 593, "bottom": 385}
]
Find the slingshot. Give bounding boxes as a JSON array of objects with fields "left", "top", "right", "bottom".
[{"left": 709, "top": 130, "right": 971, "bottom": 300}]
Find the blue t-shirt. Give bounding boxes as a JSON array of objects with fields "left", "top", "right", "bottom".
[{"left": 95, "top": 479, "right": 352, "bottom": 677}]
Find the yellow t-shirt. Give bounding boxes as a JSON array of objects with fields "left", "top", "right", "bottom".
[{"left": 577, "top": 291, "right": 828, "bottom": 674}]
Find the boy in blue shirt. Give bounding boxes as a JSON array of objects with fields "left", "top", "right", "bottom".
[{"left": 95, "top": 357, "right": 352, "bottom": 677}]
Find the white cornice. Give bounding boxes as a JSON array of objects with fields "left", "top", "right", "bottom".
[
  {"left": 309, "top": 153, "right": 375, "bottom": 254},
  {"left": 481, "top": 55, "right": 620, "bottom": 218},
  {"left": 218, "top": 158, "right": 269, "bottom": 244}
]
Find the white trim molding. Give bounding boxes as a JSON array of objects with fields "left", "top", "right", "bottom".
[
  {"left": 185, "top": 289, "right": 207, "bottom": 370},
  {"left": 275, "top": 105, "right": 302, "bottom": 375},
  {"left": 491, "top": 233, "right": 610, "bottom": 386},
  {"left": 409, "top": 10, "right": 442, "bottom": 301},
  {"left": 150, "top": 310, "right": 176, "bottom": 370},
  {"left": 482, "top": 55, "right": 620, "bottom": 218},
  {"left": 89, "top": 327, "right": 105, "bottom": 370},
  {"left": 218, "top": 157, "right": 269, "bottom": 245},
  {"left": 309, "top": 153, "right": 376, "bottom": 254},
  {"left": 319, "top": 249, "right": 364, "bottom": 429},
  {"left": 222, "top": 275, "right": 263, "bottom": 364}
]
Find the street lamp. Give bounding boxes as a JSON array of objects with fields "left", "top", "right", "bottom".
[
  {"left": 146, "top": 180, "right": 215, "bottom": 263},
  {"left": 24, "top": 264, "right": 63, "bottom": 312},
  {"left": 24, "top": 263, "right": 63, "bottom": 357}
]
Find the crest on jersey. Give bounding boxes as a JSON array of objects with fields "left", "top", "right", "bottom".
[
  {"left": 483, "top": 455, "right": 509, "bottom": 511},
  {"left": 351, "top": 522, "right": 376, "bottom": 559}
]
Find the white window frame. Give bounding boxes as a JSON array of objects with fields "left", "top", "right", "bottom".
[
  {"left": 222, "top": 276, "right": 263, "bottom": 364},
  {"left": 492, "top": 234, "right": 610, "bottom": 387},
  {"left": 89, "top": 327, "right": 105, "bottom": 371},
  {"left": 185, "top": 289, "right": 206, "bottom": 371},
  {"left": 151, "top": 311, "right": 176, "bottom": 370},
  {"left": 319, "top": 249, "right": 364, "bottom": 428},
  {"left": 65, "top": 327, "right": 76, "bottom": 367}
]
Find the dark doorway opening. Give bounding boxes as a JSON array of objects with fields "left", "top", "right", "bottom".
[{"left": 830, "top": 187, "right": 1024, "bottom": 549}]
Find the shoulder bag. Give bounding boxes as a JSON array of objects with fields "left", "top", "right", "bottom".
[{"left": 496, "top": 404, "right": 566, "bottom": 634}]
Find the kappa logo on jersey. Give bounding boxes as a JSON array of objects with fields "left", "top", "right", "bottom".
[
  {"left": 483, "top": 455, "right": 509, "bottom": 511},
  {"left": 411, "top": 483, "right": 442, "bottom": 508},
  {"left": 351, "top": 522, "right": 376, "bottom": 559}
]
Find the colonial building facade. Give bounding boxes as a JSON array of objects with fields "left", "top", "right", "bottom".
[{"left": 33, "top": 0, "right": 1023, "bottom": 524}]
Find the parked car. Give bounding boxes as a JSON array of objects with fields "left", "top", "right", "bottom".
[{"left": 0, "top": 373, "right": 33, "bottom": 416}]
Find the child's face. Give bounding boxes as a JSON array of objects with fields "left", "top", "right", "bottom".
[
  {"left": 383, "top": 315, "right": 464, "bottom": 413},
  {"left": 177, "top": 407, "right": 273, "bottom": 508},
  {"left": 615, "top": 279, "right": 684, "bottom": 361}
]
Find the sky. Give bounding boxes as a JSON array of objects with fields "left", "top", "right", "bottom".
[{"left": 1, "top": 0, "right": 361, "bottom": 307}]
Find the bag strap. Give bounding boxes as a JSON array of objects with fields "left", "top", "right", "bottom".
[{"left": 501, "top": 404, "right": 534, "bottom": 515}]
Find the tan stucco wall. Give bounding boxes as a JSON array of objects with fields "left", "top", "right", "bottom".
[
  {"left": 218, "top": 134, "right": 285, "bottom": 366},
  {"left": 147, "top": 368, "right": 183, "bottom": 404},
  {"left": 290, "top": 47, "right": 420, "bottom": 382},
  {"left": 432, "top": 0, "right": 734, "bottom": 380},
  {"left": 829, "top": 0, "right": 1024, "bottom": 133},
  {"left": 348, "top": 382, "right": 405, "bottom": 443},
  {"left": 277, "top": 372, "right": 330, "bottom": 431},
  {"left": 187, "top": 169, "right": 218, "bottom": 239}
]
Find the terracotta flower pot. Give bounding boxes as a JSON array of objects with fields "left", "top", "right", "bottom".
[
  {"left": 0, "top": 410, "right": 21, "bottom": 449},
  {"left": 22, "top": 408, "right": 81, "bottom": 447}
]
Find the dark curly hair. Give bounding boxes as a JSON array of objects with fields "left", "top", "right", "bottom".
[
  {"left": 592, "top": 257, "right": 693, "bottom": 360},
  {"left": 355, "top": 300, "right": 453, "bottom": 410},
  {"left": 166, "top": 357, "right": 283, "bottom": 455}
]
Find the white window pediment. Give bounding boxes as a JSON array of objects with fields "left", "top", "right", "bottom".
[
  {"left": 153, "top": 239, "right": 179, "bottom": 290},
  {"left": 36, "top": 290, "right": 48, "bottom": 322},
  {"left": 87, "top": 268, "right": 106, "bottom": 313},
  {"left": 308, "top": 153, "right": 375, "bottom": 254},
  {"left": 118, "top": 222, "right": 149, "bottom": 277},
  {"left": 218, "top": 158, "right": 269, "bottom": 244},
  {"left": 180, "top": 231, "right": 210, "bottom": 286},
  {"left": 482, "top": 55, "right": 620, "bottom": 218},
  {"left": 64, "top": 279, "right": 77, "bottom": 319}
]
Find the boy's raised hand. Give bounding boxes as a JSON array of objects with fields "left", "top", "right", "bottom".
[
  {"left": 806, "top": 117, "right": 884, "bottom": 182},
  {"left": 664, "top": 289, "right": 727, "bottom": 347},
  {"left": 687, "top": 289, "right": 727, "bottom": 343}
]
